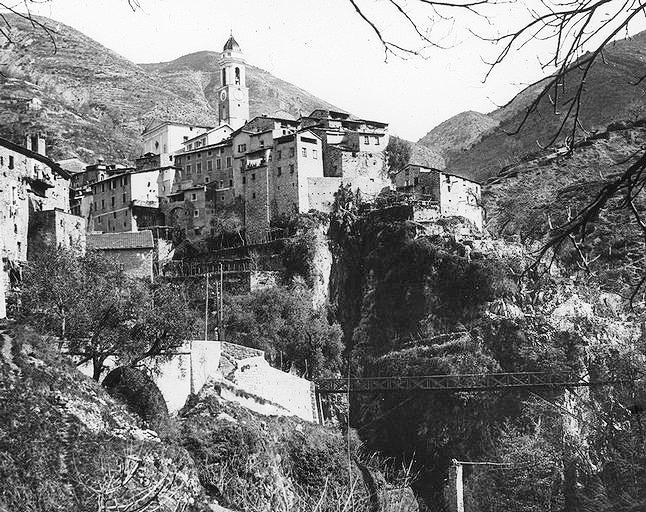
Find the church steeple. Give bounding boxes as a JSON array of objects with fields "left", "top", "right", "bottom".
[{"left": 218, "top": 34, "right": 249, "bottom": 130}]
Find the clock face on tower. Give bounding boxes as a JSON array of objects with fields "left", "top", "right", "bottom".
[{"left": 219, "top": 89, "right": 227, "bottom": 102}]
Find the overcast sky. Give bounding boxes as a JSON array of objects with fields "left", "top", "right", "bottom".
[{"left": 28, "top": 0, "right": 646, "bottom": 141}]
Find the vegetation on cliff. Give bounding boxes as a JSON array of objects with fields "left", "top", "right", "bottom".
[{"left": 328, "top": 186, "right": 646, "bottom": 510}]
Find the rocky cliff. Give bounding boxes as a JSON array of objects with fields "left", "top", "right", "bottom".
[{"left": 325, "top": 185, "right": 646, "bottom": 509}]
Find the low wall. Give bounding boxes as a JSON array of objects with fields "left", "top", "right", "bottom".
[{"left": 230, "top": 357, "right": 318, "bottom": 422}]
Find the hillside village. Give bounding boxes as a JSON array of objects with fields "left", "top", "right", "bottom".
[
  {"left": 2, "top": 8, "right": 646, "bottom": 512},
  {"left": 0, "top": 35, "right": 482, "bottom": 316}
]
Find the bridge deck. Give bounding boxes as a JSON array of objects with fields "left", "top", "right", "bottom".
[{"left": 314, "top": 372, "right": 630, "bottom": 394}]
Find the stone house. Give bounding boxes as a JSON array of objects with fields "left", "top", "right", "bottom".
[
  {"left": 0, "top": 134, "right": 76, "bottom": 319},
  {"left": 392, "top": 163, "right": 483, "bottom": 230},
  {"left": 89, "top": 168, "right": 166, "bottom": 233},
  {"left": 86, "top": 230, "right": 155, "bottom": 281}
]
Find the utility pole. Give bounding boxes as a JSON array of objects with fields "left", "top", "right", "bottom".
[
  {"left": 219, "top": 263, "right": 224, "bottom": 336},
  {"left": 448, "top": 460, "right": 514, "bottom": 512},
  {"left": 204, "top": 272, "right": 209, "bottom": 341}
]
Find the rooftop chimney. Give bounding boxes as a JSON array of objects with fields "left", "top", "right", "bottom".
[{"left": 25, "top": 133, "right": 46, "bottom": 157}]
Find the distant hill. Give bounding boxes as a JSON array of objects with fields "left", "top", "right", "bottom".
[
  {"left": 418, "top": 30, "right": 646, "bottom": 182},
  {"left": 416, "top": 111, "right": 498, "bottom": 162},
  {"left": 0, "top": 15, "right": 341, "bottom": 163}
]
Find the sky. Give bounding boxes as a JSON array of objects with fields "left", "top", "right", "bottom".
[{"left": 27, "top": 0, "right": 646, "bottom": 141}]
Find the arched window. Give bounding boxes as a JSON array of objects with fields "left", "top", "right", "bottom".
[
  {"left": 222, "top": 68, "right": 227, "bottom": 85},
  {"left": 235, "top": 67, "right": 240, "bottom": 85}
]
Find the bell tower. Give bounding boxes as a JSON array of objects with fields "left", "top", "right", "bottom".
[{"left": 217, "top": 35, "right": 250, "bottom": 130}]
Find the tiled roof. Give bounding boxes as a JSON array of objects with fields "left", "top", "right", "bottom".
[{"left": 87, "top": 230, "right": 154, "bottom": 250}]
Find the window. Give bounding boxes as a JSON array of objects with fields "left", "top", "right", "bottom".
[
  {"left": 123, "top": 176, "right": 128, "bottom": 186},
  {"left": 226, "top": 156, "right": 232, "bottom": 167},
  {"left": 111, "top": 196, "right": 115, "bottom": 207},
  {"left": 289, "top": 147, "right": 295, "bottom": 158},
  {"left": 207, "top": 160, "right": 213, "bottom": 171},
  {"left": 216, "top": 159, "right": 222, "bottom": 170},
  {"left": 207, "top": 150, "right": 213, "bottom": 156},
  {"left": 252, "top": 173, "right": 256, "bottom": 181},
  {"left": 237, "top": 144, "right": 247, "bottom": 152},
  {"left": 229, "top": 179, "right": 233, "bottom": 187},
  {"left": 242, "top": 177, "right": 246, "bottom": 184},
  {"left": 110, "top": 181, "right": 115, "bottom": 190},
  {"left": 277, "top": 166, "right": 282, "bottom": 176},
  {"left": 277, "top": 150, "right": 282, "bottom": 160},
  {"left": 289, "top": 164, "right": 294, "bottom": 174},
  {"left": 101, "top": 199, "right": 105, "bottom": 210},
  {"left": 414, "top": 177, "right": 419, "bottom": 186},
  {"left": 220, "top": 180, "right": 224, "bottom": 188},
  {"left": 191, "top": 193, "right": 197, "bottom": 201},
  {"left": 122, "top": 193, "right": 127, "bottom": 204},
  {"left": 222, "top": 68, "right": 227, "bottom": 85},
  {"left": 113, "top": 212, "right": 116, "bottom": 218},
  {"left": 252, "top": 192, "right": 256, "bottom": 199},
  {"left": 205, "top": 176, "right": 210, "bottom": 183},
  {"left": 364, "top": 136, "right": 370, "bottom": 144},
  {"left": 235, "top": 67, "right": 241, "bottom": 85},
  {"left": 259, "top": 139, "right": 264, "bottom": 147},
  {"left": 196, "top": 162, "right": 202, "bottom": 174},
  {"left": 101, "top": 184, "right": 105, "bottom": 192},
  {"left": 193, "top": 210, "right": 199, "bottom": 217},
  {"left": 187, "top": 154, "right": 192, "bottom": 160},
  {"left": 186, "top": 164, "right": 192, "bottom": 174},
  {"left": 313, "top": 149, "right": 318, "bottom": 159},
  {"left": 0, "top": 156, "right": 3, "bottom": 166},
  {"left": 375, "top": 137, "right": 380, "bottom": 145},
  {"left": 302, "top": 148, "right": 307, "bottom": 157}
]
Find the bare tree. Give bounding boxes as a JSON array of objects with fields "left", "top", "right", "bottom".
[{"left": 349, "top": 0, "right": 646, "bottom": 290}]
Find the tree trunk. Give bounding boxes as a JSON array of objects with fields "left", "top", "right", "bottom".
[{"left": 92, "top": 356, "right": 104, "bottom": 381}]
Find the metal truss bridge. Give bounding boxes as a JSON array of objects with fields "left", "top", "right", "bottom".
[{"left": 314, "top": 371, "right": 633, "bottom": 394}]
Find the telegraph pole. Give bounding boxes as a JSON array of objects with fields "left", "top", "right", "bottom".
[{"left": 204, "top": 272, "right": 209, "bottom": 341}]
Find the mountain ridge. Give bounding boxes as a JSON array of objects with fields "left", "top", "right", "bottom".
[
  {"left": 0, "top": 14, "right": 342, "bottom": 163},
  {"left": 417, "top": 30, "right": 646, "bottom": 182}
]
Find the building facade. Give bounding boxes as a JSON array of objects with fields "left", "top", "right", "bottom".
[
  {"left": 392, "top": 163, "right": 483, "bottom": 229},
  {"left": 86, "top": 230, "right": 155, "bottom": 281},
  {"left": 0, "top": 135, "right": 78, "bottom": 319}
]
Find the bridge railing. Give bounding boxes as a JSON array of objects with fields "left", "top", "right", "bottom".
[{"left": 314, "top": 372, "right": 630, "bottom": 394}]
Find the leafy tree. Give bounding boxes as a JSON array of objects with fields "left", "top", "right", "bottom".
[
  {"left": 384, "top": 135, "right": 411, "bottom": 174},
  {"left": 20, "top": 245, "right": 198, "bottom": 380},
  {"left": 224, "top": 286, "right": 343, "bottom": 378}
]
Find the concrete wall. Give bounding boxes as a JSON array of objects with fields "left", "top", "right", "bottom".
[
  {"left": 230, "top": 356, "right": 318, "bottom": 422},
  {"left": 154, "top": 340, "right": 222, "bottom": 412}
]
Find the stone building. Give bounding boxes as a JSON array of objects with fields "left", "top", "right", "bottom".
[
  {"left": 141, "top": 121, "right": 212, "bottom": 164},
  {"left": 89, "top": 168, "right": 165, "bottom": 233},
  {"left": 0, "top": 134, "right": 77, "bottom": 319},
  {"left": 152, "top": 36, "right": 393, "bottom": 243},
  {"left": 392, "top": 163, "right": 483, "bottom": 230},
  {"left": 86, "top": 230, "right": 155, "bottom": 281}
]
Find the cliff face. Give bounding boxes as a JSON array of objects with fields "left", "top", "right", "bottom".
[{"left": 326, "top": 191, "right": 646, "bottom": 509}]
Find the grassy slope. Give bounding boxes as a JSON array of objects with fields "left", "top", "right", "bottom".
[{"left": 0, "top": 15, "right": 340, "bottom": 163}]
